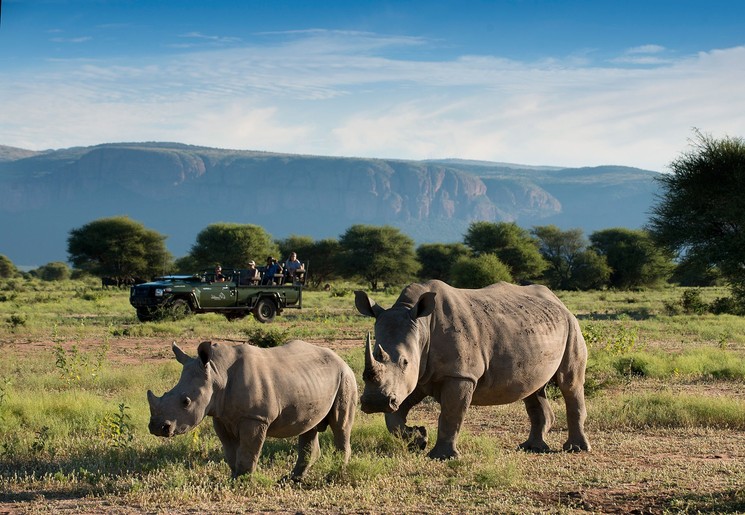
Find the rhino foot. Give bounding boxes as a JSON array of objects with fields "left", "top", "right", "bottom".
[
  {"left": 563, "top": 440, "right": 591, "bottom": 452},
  {"left": 403, "top": 425, "right": 428, "bottom": 451},
  {"left": 517, "top": 440, "right": 551, "bottom": 453},
  {"left": 427, "top": 444, "right": 460, "bottom": 461},
  {"left": 279, "top": 473, "right": 303, "bottom": 484}
]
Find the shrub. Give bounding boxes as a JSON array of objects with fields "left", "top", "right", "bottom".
[
  {"left": 450, "top": 253, "right": 512, "bottom": 289},
  {"left": 681, "top": 289, "right": 708, "bottom": 314},
  {"left": 243, "top": 327, "right": 289, "bottom": 348}
]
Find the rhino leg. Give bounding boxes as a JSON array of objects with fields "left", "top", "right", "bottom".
[
  {"left": 428, "top": 378, "right": 475, "bottom": 460},
  {"left": 328, "top": 371, "right": 357, "bottom": 464},
  {"left": 213, "top": 418, "right": 239, "bottom": 476},
  {"left": 555, "top": 325, "right": 591, "bottom": 453},
  {"left": 384, "top": 386, "right": 428, "bottom": 451},
  {"left": 233, "top": 419, "right": 269, "bottom": 478},
  {"left": 518, "top": 386, "right": 555, "bottom": 453},
  {"left": 289, "top": 428, "right": 320, "bottom": 481},
  {"left": 556, "top": 368, "right": 591, "bottom": 452}
]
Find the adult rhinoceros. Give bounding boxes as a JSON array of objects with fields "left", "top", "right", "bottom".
[
  {"left": 147, "top": 340, "right": 357, "bottom": 480},
  {"left": 354, "top": 280, "right": 590, "bottom": 459}
]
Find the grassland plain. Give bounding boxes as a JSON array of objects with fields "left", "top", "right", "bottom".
[{"left": 0, "top": 278, "right": 744, "bottom": 514}]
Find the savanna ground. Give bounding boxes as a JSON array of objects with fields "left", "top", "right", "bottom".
[{"left": 0, "top": 279, "right": 744, "bottom": 514}]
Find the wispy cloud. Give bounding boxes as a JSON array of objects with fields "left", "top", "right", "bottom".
[
  {"left": 611, "top": 44, "right": 672, "bottom": 65},
  {"left": 49, "top": 36, "right": 92, "bottom": 44},
  {"left": 2, "top": 30, "right": 744, "bottom": 171},
  {"left": 627, "top": 44, "right": 666, "bottom": 54}
]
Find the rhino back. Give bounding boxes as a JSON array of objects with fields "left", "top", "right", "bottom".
[
  {"left": 217, "top": 341, "right": 352, "bottom": 438},
  {"left": 412, "top": 281, "right": 575, "bottom": 403}
]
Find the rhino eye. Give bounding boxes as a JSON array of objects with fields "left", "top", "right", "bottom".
[
  {"left": 182, "top": 396, "right": 192, "bottom": 408},
  {"left": 400, "top": 358, "right": 409, "bottom": 369}
]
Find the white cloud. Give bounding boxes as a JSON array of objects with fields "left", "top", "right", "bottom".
[{"left": 1, "top": 31, "right": 744, "bottom": 171}]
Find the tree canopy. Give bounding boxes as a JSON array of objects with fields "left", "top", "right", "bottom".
[
  {"left": 649, "top": 130, "right": 745, "bottom": 302},
  {"left": 188, "top": 223, "right": 278, "bottom": 270},
  {"left": 337, "top": 224, "right": 419, "bottom": 291},
  {"left": 590, "top": 228, "right": 673, "bottom": 290},
  {"left": 67, "top": 216, "right": 171, "bottom": 280},
  {"left": 416, "top": 242, "right": 470, "bottom": 283},
  {"left": 532, "top": 225, "right": 611, "bottom": 290},
  {"left": 463, "top": 221, "right": 547, "bottom": 282}
]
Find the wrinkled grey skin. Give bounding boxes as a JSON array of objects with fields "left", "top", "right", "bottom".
[
  {"left": 355, "top": 280, "right": 590, "bottom": 460},
  {"left": 147, "top": 340, "right": 357, "bottom": 480}
]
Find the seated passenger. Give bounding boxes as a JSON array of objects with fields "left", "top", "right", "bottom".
[
  {"left": 262, "top": 257, "right": 281, "bottom": 285},
  {"left": 284, "top": 251, "right": 305, "bottom": 283},
  {"left": 214, "top": 265, "right": 226, "bottom": 282},
  {"left": 242, "top": 260, "right": 260, "bottom": 285}
]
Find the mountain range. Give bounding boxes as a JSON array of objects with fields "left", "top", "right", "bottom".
[{"left": 0, "top": 142, "right": 662, "bottom": 267}]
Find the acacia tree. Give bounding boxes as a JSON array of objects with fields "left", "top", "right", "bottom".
[
  {"left": 188, "top": 223, "right": 278, "bottom": 270},
  {"left": 67, "top": 216, "right": 171, "bottom": 280},
  {"left": 532, "top": 225, "right": 610, "bottom": 290},
  {"left": 416, "top": 242, "right": 470, "bottom": 283},
  {"left": 649, "top": 131, "right": 745, "bottom": 306},
  {"left": 463, "top": 221, "right": 547, "bottom": 282},
  {"left": 590, "top": 228, "right": 673, "bottom": 290},
  {"left": 338, "top": 224, "right": 419, "bottom": 291}
]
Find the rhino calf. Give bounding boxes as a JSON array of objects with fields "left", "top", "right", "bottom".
[{"left": 147, "top": 340, "right": 357, "bottom": 480}]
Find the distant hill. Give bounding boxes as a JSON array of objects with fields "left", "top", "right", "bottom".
[{"left": 0, "top": 142, "right": 661, "bottom": 267}]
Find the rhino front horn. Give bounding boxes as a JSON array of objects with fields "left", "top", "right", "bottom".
[{"left": 364, "top": 332, "right": 374, "bottom": 368}]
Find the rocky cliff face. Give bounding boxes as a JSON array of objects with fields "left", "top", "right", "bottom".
[{"left": 0, "top": 142, "right": 660, "bottom": 266}]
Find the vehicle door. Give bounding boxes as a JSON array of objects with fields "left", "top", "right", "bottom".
[{"left": 196, "top": 272, "right": 238, "bottom": 308}]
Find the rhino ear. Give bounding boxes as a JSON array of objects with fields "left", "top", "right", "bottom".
[
  {"left": 197, "top": 341, "right": 214, "bottom": 367},
  {"left": 172, "top": 342, "right": 190, "bottom": 364},
  {"left": 410, "top": 292, "right": 436, "bottom": 320},
  {"left": 354, "top": 290, "right": 385, "bottom": 318}
]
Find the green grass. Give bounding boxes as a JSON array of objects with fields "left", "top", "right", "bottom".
[{"left": 591, "top": 392, "right": 745, "bottom": 430}]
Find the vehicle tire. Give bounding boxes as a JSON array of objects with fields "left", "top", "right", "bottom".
[
  {"left": 169, "top": 298, "right": 192, "bottom": 319},
  {"left": 253, "top": 298, "right": 277, "bottom": 323},
  {"left": 136, "top": 308, "right": 156, "bottom": 322}
]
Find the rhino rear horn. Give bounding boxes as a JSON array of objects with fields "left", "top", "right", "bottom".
[
  {"left": 365, "top": 331, "right": 390, "bottom": 368},
  {"left": 147, "top": 389, "right": 158, "bottom": 407},
  {"left": 364, "top": 332, "right": 386, "bottom": 370}
]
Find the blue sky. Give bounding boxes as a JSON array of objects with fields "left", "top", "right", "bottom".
[{"left": 1, "top": 0, "right": 744, "bottom": 171}]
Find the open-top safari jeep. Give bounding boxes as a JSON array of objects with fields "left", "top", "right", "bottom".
[{"left": 130, "top": 267, "right": 303, "bottom": 323}]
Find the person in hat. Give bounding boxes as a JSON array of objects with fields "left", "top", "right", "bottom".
[{"left": 242, "top": 259, "right": 260, "bottom": 285}]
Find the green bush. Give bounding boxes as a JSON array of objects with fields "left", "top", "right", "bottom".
[
  {"left": 450, "top": 253, "right": 512, "bottom": 289},
  {"left": 243, "top": 326, "right": 290, "bottom": 348}
]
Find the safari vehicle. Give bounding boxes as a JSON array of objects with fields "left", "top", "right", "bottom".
[{"left": 129, "top": 267, "right": 303, "bottom": 323}]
